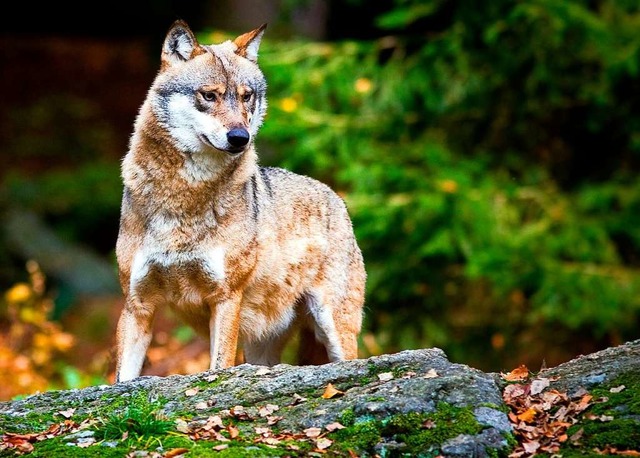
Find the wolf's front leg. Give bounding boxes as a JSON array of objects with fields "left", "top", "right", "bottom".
[
  {"left": 207, "top": 296, "right": 241, "bottom": 370},
  {"left": 115, "top": 299, "right": 156, "bottom": 382}
]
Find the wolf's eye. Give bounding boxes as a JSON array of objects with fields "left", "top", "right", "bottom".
[
  {"left": 201, "top": 91, "right": 217, "bottom": 102},
  {"left": 242, "top": 92, "right": 253, "bottom": 103}
]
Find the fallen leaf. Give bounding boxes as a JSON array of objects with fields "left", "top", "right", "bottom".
[
  {"left": 267, "top": 415, "right": 283, "bottom": 426},
  {"left": 522, "top": 440, "right": 540, "bottom": 454},
  {"left": 575, "top": 394, "right": 593, "bottom": 412},
  {"left": 422, "top": 419, "right": 436, "bottom": 429},
  {"left": 195, "top": 402, "right": 209, "bottom": 410},
  {"left": 530, "top": 378, "right": 550, "bottom": 395},
  {"left": 258, "top": 404, "right": 280, "bottom": 417},
  {"left": 212, "top": 444, "right": 229, "bottom": 451},
  {"left": 204, "top": 374, "right": 218, "bottom": 382},
  {"left": 503, "top": 384, "right": 526, "bottom": 400},
  {"left": 316, "top": 437, "right": 333, "bottom": 450},
  {"left": 610, "top": 385, "right": 626, "bottom": 393},
  {"left": 304, "top": 427, "right": 322, "bottom": 438},
  {"left": 76, "top": 438, "right": 97, "bottom": 448},
  {"left": 184, "top": 387, "right": 199, "bottom": 397},
  {"left": 516, "top": 408, "right": 537, "bottom": 423},
  {"left": 255, "top": 427, "right": 271, "bottom": 436},
  {"left": 57, "top": 408, "right": 76, "bottom": 419},
  {"left": 322, "top": 383, "right": 344, "bottom": 399},
  {"left": 569, "top": 427, "right": 584, "bottom": 443},
  {"left": 263, "top": 437, "right": 281, "bottom": 445},
  {"left": 164, "top": 448, "right": 190, "bottom": 457},
  {"left": 227, "top": 425, "right": 239, "bottom": 439},
  {"left": 175, "top": 419, "right": 190, "bottom": 434},
  {"left": 290, "top": 393, "right": 308, "bottom": 405},
  {"left": 255, "top": 367, "right": 271, "bottom": 376},
  {"left": 230, "top": 405, "right": 251, "bottom": 420},
  {"left": 502, "top": 365, "right": 530, "bottom": 382},
  {"left": 325, "top": 422, "right": 345, "bottom": 432},
  {"left": 423, "top": 369, "right": 439, "bottom": 379},
  {"left": 377, "top": 372, "right": 394, "bottom": 382}
]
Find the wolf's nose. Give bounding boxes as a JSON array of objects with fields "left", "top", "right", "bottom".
[{"left": 227, "top": 128, "right": 250, "bottom": 148}]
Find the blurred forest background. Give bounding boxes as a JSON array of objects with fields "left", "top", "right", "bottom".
[{"left": 1, "top": 0, "right": 640, "bottom": 400}]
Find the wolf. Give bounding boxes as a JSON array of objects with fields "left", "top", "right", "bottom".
[{"left": 114, "top": 20, "right": 366, "bottom": 382}]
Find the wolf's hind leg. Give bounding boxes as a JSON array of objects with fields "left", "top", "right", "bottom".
[
  {"left": 303, "top": 290, "right": 357, "bottom": 362},
  {"left": 243, "top": 329, "right": 292, "bottom": 366},
  {"left": 297, "top": 327, "right": 330, "bottom": 365}
]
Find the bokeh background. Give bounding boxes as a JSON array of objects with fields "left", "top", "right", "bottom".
[{"left": 1, "top": 0, "right": 639, "bottom": 400}]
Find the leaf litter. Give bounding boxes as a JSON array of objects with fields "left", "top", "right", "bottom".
[{"left": 502, "top": 365, "right": 639, "bottom": 457}]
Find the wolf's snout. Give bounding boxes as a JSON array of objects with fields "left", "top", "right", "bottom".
[{"left": 227, "top": 128, "right": 250, "bottom": 148}]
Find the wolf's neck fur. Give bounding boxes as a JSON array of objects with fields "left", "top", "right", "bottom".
[{"left": 123, "top": 108, "right": 258, "bottom": 221}]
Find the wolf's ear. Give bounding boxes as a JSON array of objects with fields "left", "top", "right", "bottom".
[
  {"left": 162, "top": 20, "right": 201, "bottom": 66},
  {"left": 233, "top": 24, "right": 267, "bottom": 63}
]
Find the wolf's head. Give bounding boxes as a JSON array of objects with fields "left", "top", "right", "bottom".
[{"left": 147, "top": 20, "right": 267, "bottom": 156}]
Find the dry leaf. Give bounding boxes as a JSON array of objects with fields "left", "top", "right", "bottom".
[
  {"left": 516, "top": 408, "right": 537, "bottom": 423},
  {"left": 227, "top": 425, "right": 239, "bottom": 439},
  {"left": 610, "top": 385, "right": 626, "bottom": 393},
  {"left": 76, "top": 438, "right": 97, "bottom": 448},
  {"left": 316, "top": 437, "right": 333, "bottom": 450},
  {"left": 290, "top": 393, "right": 308, "bottom": 405},
  {"left": 164, "top": 448, "right": 190, "bottom": 457},
  {"left": 255, "top": 427, "right": 271, "bottom": 436},
  {"left": 321, "top": 383, "right": 344, "bottom": 399},
  {"left": 423, "top": 369, "right": 439, "bottom": 379},
  {"left": 502, "top": 365, "right": 530, "bottom": 381},
  {"left": 325, "top": 422, "right": 345, "bottom": 432},
  {"left": 57, "top": 408, "right": 76, "bottom": 419},
  {"left": 530, "top": 378, "right": 550, "bottom": 395},
  {"left": 175, "top": 419, "right": 190, "bottom": 433},
  {"left": 503, "top": 384, "right": 526, "bottom": 400},
  {"left": 184, "top": 387, "right": 199, "bottom": 397},
  {"left": 255, "top": 367, "right": 272, "bottom": 376},
  {"left": 522, "top": 440, "right": 540, "bottom": 454},
  {"left": 263, "top": 437, "right": 281, "bottom": 445},
  {"left": 377, "top": 372, "right": 394, "bottom": 382},
  {"left": 258, "top": 404, "right": 280, "bottom": 417},
  {"left": 267, "top": 415, "right": 283, "bottom": 426},
  {"left": 203, "top": 415, "right": 224, "bottom": 431},
  {"left": 422, "top": 419, "right": 436, "bottom": 429},
  {"left": 304, "top": 427, "right": 322, "bottom": 438},
  {"left": 195, "top": 402, "right": 209, "bottom": 410},
  {"left": 204, "top": 374, "right": 218, "bottom": 382},
  {"left": 212, "top": 444, "right": 229, "bottom": 451}
]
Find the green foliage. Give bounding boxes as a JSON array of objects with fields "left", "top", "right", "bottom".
[
  {"left": 1, "top": 0, "right": 639, "bottom": 378},
  {"left": 251, "top": 0, "right": 640, "bottom": 368},
  {"left": 95, "top": 395, "right": 173, "bottom": 440}
]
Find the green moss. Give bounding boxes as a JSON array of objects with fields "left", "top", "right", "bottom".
[
  {"left": 386, "top": 405, "right": 483, "bottom": 451},
  {"left": 332, "top": 402, "right": 488, "bottom": 455},
  {"left": 559, "top": 371, "right": 640, "bottom": 455},
  {"left": 333, "top": 419, "right": 382, "bottom": 451},
  {"left": 192, "top": 373, "right": 229, "bottom": 390},
  {"left": 0, "top": 411, "right": 60, "bottom": 434},
  {"left": 339, "top": 407, "right": 356, "bottom": 427}
]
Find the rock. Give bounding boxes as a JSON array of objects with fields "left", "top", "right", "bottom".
[{"left": 0, "top": 340, "right": 638, "bottom": 457}]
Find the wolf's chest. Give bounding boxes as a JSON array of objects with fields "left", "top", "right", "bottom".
[{"left": 129, "top": 210, "right": 227, "bottom": 307}]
